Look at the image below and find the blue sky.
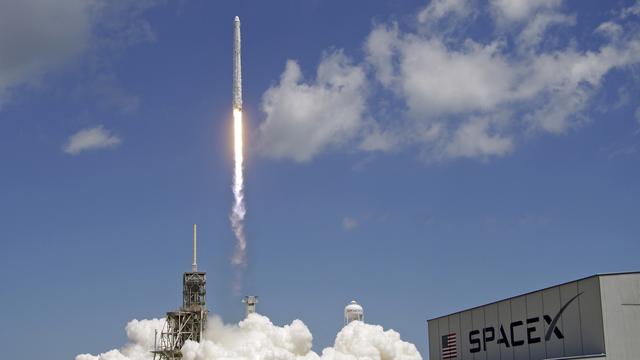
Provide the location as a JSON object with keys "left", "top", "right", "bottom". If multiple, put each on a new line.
{"left": 1, "top": 0, "right": 640, "bottom": 359}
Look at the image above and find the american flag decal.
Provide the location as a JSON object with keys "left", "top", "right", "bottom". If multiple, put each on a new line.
{"left": 441, "top": 333, "right": 457, "bottom": 359}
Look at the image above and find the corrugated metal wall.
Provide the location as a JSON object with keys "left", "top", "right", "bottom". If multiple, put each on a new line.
{"left": 600, "top": 273, "right": 640, "bottom": 360}
{"left": 427, "top": 276, "right": 606, "bottom": 360}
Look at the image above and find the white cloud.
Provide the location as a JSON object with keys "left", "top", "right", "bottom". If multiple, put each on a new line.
{"left": 621, "top": 1, "right": 640, "bottom": 19}
{"left": 359, "top": 126, "right": 399, "bottom": 152}
{"left": 366, "top": 14, "right": 640, "bottom": 142}
{"left": 635, "top": 107, "right": 640, "bottom": 124}
{"left": 0, "top": 0, "right": 89, "bottom": 107}
{"left": 257, "top": 1, "right": 640, "bottom": 163}
{"left": 0, "top": 0, "right": 160, "bottom": 110}
{"left": 521, "top": 41, "right": 640, "bottom": 132}
{"left": 444, "top": 117, "right": 514, "bottom": 158}
{"left": 518, "top": 12, "right": 575, "bottom": 49}
{"left": 365, "top": 26, "right": 518, "bottom": 159}
{"left": 367, "top": 25, "right": 513, "bottom": 116}
{"left": 595, "top": 21, "right": 623, "bottom": 40}
{"left": 397, "top": 37, "right": 514, "bottom": 117}
{"left": 490, "top": 0, "right": 563, "bottom": 23}
{"left": 63, "top": 125, "right": 121, "bottom": 155}
{"left": 89, "top": 0, "right": 160, "bottom": 51}
{"left": 418, "top": 0, "right": 471, "bottom": 23}
{"left": 342, "top": 216, "right": 358, "bottom": 230}
{"left": 257, "top": 52, "right": 367, "bottom": 162}
{"left": 365, "top": 24, "right": 400, "bottom": 88}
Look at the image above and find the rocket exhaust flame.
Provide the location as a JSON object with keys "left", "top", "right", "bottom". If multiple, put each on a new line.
{"left": 231, "top": 108, "right": 246, "bottom": 268}
{"left": 230, "top": 16, "right": 246, "bottom": 292}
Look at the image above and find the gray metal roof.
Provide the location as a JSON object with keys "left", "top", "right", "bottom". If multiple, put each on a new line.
{"left": 426, "top": 271, "right": 640, "bottom": 322}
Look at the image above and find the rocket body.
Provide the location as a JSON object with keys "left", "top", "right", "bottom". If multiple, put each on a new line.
{"left": 233, "top": 16, "right": 242, "bottom": 111}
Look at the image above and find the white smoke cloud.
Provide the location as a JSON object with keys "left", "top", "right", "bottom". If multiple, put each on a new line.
{"left": 319, "top": 321, "right": 421, "bottom": 360}
{"left": 76, "top": 318, "right": 164, "bottom": 360}
{"left": 184, "top": 314, "right": 315, "bottom": 360}
{"left": 76, "top": 314, "right": 422, "bottom": 360}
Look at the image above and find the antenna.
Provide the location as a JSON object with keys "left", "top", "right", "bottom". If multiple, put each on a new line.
{"left": 192, "top": 224, "right": 197, "bottom": 272}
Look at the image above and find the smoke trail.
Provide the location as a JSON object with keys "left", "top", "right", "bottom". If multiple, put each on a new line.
{"left": 230, "top": 108, "right": 247, "bottom": 289}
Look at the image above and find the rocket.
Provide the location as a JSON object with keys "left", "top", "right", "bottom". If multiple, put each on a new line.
{"left": 230, "top": 15, "right": 247, "bottom": 275}
{"left": 233, "top": 16, "right": 242, "bottom": 111}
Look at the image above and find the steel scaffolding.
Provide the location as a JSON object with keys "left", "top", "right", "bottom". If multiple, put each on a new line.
{"left": 152, "top": 226, "right": 208, "bottom": 360}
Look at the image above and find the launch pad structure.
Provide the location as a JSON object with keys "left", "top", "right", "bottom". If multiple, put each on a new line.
{"left": 153, "top": 16, "right": 244, "bottom": 360}
{"left": 153, "top": 224, "right": 208, "bottom": 360}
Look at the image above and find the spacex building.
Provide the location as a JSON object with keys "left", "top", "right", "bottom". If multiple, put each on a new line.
{"left": 427, "top": 272, "right": 640, "bottom": 360}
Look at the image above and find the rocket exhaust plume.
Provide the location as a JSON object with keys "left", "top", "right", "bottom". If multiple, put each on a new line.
{"left": 76, "top": 314, "right": 424, "bottom": 360}
{"left": 230, "top": 16, "right": 246, "bottom": 290}
{"left": 231, "top": 108, "right": 246, "bottom": 266}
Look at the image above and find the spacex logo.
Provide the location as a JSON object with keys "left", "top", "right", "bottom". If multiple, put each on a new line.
{"left": 468, "top": 292, "right": 583, "bottom": 353}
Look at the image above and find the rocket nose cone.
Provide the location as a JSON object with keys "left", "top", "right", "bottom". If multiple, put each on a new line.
{"left": 235, "top": 16, "right": 240, "bottom": 22}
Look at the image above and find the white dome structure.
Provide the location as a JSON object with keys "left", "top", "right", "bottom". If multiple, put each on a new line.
{"left": 344, "top": 300, "right": 364, "bottom": 325}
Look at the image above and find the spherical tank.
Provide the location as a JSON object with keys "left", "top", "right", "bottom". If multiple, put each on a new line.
{"left": 344, "top": 300, "right": 364, "bottom": 325}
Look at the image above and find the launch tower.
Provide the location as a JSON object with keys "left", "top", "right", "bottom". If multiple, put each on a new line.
{"left": 153, "top": 224, "right": 208, "bottom": 360}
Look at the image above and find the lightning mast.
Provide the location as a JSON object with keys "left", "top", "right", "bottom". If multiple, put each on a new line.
{"left": 192, "top": 223, "right": 197, "bottom": 272}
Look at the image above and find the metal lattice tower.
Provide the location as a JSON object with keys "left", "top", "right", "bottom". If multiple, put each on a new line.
{"left": 153, "top": 224, "right": 208, "bottom": 360}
